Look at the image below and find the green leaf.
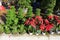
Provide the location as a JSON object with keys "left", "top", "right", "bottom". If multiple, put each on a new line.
{"left": 14, "top": 18, "right": 18, "bottom": 25}
{"left": 18, "top": 8, "right": 24, "bottom": 19}
{"left": 35, "top": 8, "right": 41, "bottom": 16}
{"left": 12, "top": 27, "right": 18, "bottom": 34}
{"left": 0, "top": 24, "right": 4, "bottom": 33}
{"left": 4, "top": 26, "right": 10, "bottom": 34}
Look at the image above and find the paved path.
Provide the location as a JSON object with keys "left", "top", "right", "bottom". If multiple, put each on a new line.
{"left": 0, "top": 33, "right": 60, "bottom": 40}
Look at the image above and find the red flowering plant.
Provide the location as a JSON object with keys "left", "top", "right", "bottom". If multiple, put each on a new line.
{"left": 47, "top": 14, "right": 54, "bottom": 23}
{"left": 54, "top": 15, "right": 60, "bottom": 31}
{"left": 24, "top": 17, "right": 36, "bottom": 33}
{"left": 24, "top": 16, "right": 43, "bottom": 34}
{"left": 39, "top": 24, "right": 45, "bottom": 31}
{"left": 42, "top": 19, "right": 54, "bottom": 32}
{"left": 45, "top": 23, "right": 54, "bottom": 31}
{"left": 24, "top": 15, "right": 60, "bottom": 34}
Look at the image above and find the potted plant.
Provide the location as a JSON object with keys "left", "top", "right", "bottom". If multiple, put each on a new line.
{"left": 56, "top": 25, "right": 60, "bottom": 34}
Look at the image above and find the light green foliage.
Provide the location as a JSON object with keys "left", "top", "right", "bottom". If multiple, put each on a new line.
{"left": 11, "top": 26, "right": 18, "bottom": 34}
{"left": 5, "top": 6, "right": 18, "bottom": 34}
{"left": 18, "top": 8, "right": 24, "bottom": 19}
{"left": 18, "top": 24, "right": 25, "bottom": 34}
{"left": 35, "top": 8, "right": 41, "bottom": 16}
{"left": 4, "top": 25, "right": 11, "bottom": 34}
{"left": 6, "top": 6, "right": 18, "bottom": 25}
{"left": 0, "top": 24, "right": 4, "bottom": 33}
{"left": 26, "top": 6, "right": 33, "bottom": 18}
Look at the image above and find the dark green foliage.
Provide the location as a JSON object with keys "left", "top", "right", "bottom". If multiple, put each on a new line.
{"left": 18, "top": 0, "right": 31, "bottom": 8}
{"left": 41, "top": 0, "right": 56, "bottom": 15}
{"left": 46, "top": 9, "right": 53, "bottom": 15}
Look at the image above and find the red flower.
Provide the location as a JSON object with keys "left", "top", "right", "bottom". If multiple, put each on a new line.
{"left": 40, "top": 24, "right": 45, "bottom": 31}
{"left": 54, "top": 15, "right": 59, "bottom": 20}
{"left": 35, "top": 16, "right": 42, "bottom": 21}
{"left": 46, "top": 23, "right": 54, "bottom": 31}
{"left": 35, "top": 16, "right": 43, "bottom": 24}
{"left": 57, "top": 20, "right": 60, "bottom": 24}
{"left": 24, "top": 18, "right": 30, "bottom": 25}
{"left": 31, "top": 18, "right": 35, "bottom": 22}
{"left": 48, "top": 15, "right": 53, "bottom": 19}
{"left": 29, "top": 20, "right": 36, "bottom": 28}
{"left": 32, "top": 18, "right": 38, "bottom": 24}
{"left": 44, "top": 19, "right": 49, "bottom": 24}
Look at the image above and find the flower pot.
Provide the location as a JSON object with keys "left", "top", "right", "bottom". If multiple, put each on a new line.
{"left": 50, "top": 31, "right": 55, "bottom": 35}
{"left": 42, "top": 32, "right": 46, "bottom": 35}
{"left": 57, "top": 31, "right": 60, "bottom": 34}
{"left": 55, "top": 29, "right": 60, "bottom": 34}
{"left": 35, "top": 33, "right": 39, "bottom": 36}
{"left": 29, "top": 33, "right": 33, "bottom": 35}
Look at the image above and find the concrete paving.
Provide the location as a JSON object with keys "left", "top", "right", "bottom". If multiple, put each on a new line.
{"left": 0, "top": 33, "right": 60, "bottom": 40}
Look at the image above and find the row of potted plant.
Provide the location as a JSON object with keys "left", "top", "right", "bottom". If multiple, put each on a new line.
{"left": 24, "top": 15, "right": 60, "bottom": 35}
{"left": 0, "top": 0, "right": 60, "bottom": 35}
{"left": 0, "top": 6, "right": 60, "bottom": 35}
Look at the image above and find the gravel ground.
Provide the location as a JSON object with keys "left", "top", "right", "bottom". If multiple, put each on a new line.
{"left": 0, "top": 33, "right": 60, "bottom": 40}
